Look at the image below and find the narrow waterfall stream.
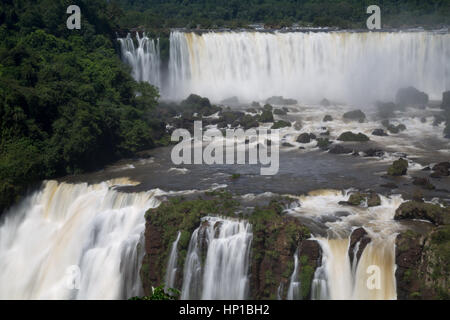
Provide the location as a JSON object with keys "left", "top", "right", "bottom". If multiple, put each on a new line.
{"left": 165, "top": 231, "right": 181, "bottom": 291}
{"left": 181, "top": 217, "right": 253, "bottom": 300}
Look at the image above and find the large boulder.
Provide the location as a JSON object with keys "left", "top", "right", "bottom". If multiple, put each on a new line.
{"left": 387, "top": 158, "right": 409, "bottom": 176}
{"left": 297, "top": 133, "right": 314, "bottom": 144}
{"left": 394, "top": 201, "right": 450, "bottom": 225}
{"left": 376, "top": 101, "right": 397, "bottom": 119}
{"left": 337, "top": 132, "right": 370, "bottom": 142}
{"left": 340, "top": 192, "right": 381, "bottom": 207}
{"left": 412, "top": 177, "right": 435, "bottom": 190}
{"left": 396, "top": 87, "right": 429, "bottom": 108}
{"left": 430, "top": 162, "right": 450, "bottom": 178}
{"left": 343, "top": 109, "right": 366, "bottom": 122}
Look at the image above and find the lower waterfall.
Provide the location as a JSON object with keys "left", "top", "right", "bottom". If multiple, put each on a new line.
{"left": 0, "top": 179, "right": 162, "bottom": 300}
{"left": 181, "top": 217, "right": 253, "bottom": 300}
{"left": 165, "top": 231, "right": 181, "bottom": 291}
{"left": 286, "top": 252, "right": 301, "bottom": 300}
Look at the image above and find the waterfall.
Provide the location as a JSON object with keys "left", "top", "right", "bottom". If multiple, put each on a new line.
{"left": 0, "top": 179, "right": 162, "bottom": 300}
{"left": 181, "top": 216, "right": 253, "bottom": 300}
{"left": 118, "top": 33, "right": 161, "bottom": 88}
{"left": 286, "top": 252, "right": 301, "bottom": 300}
{"left": 311, "top": 236, "right": 397, "bottom": 300}
{"left": 168, "top": 31, "right": 450, "bottom": 104}
{"left": 164, "top": 231, "right": 181, "bottom": 291}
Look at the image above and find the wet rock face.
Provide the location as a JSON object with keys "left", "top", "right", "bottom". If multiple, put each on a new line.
{"left": 396, "top": 224, "right": 450, "bottom": 300}
{"left": 395, "top": 87, "right": 429, "bottom": 108}
{"left": 394, "top": 201, "right": 450, "bottom": 226}
{"left": 348, "top": 228, "right": 371, "bottom": 266}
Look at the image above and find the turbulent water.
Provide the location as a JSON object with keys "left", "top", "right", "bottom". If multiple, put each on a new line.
{"left": 0, "top": 179, "right": 162, "bottom": 299}
{"left": 181, "top": 217, "right": 253, "bottom": 300}
{"left": 118, "top": 33, "right": 161, "bottom": 87}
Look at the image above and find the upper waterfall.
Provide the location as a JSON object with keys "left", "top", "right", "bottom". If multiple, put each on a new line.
{"left": 118, "top": 33, "right": 161, "bottom": 88}
{"left": 168, "top": 30, "right": 449, "bottom": 104}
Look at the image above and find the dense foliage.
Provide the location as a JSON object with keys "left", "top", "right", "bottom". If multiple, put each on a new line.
{"left": 0, "top": 0, "right": 163, "bottom": 213}
{"left": 117, "top": 0, "right": 449, "bottom": 30}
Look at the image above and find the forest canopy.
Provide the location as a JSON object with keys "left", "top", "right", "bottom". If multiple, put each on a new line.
{"left": 116, "top": 0, "right": 450, "bottom": 30}
{"left": 0, "top": 0, "right": 163, "bottom": 212}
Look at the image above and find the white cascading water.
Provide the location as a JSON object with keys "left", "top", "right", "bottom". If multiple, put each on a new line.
{"left": 168, "top": 31, "right": 450, "bottom": 103}
{"left": 164, "top": 231, "right": 181, "bottom": 291}
{"left": 118, "top": 33, "right": 161, "bottom": 88}
{"left": 288, "top": 190, "right": 402, "bottom": 300}
{"left": 286, "top": 252, "right": 301, "bottom": 300}
{"left": 181, "top": 216, "right": 253, "bottom": 300}
{"left": 0, "top": 179, "right": 163, "bottom": 300}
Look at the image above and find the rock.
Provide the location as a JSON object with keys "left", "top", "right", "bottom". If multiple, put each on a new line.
{"left": 367, "top": 193, "right": 382, "bottom": 207}
{"left": 320, "top": 98, "right": 331, "bottom": 107}
{"left": 395, "top": 201, "right": 450, "bottom": 225}
{"left": 240, "top": 114, "right": 260, "bottom": 129}
{"left": 247, "top": 108, "right": 258, "bottom": 113}
{"left": 263, "top": 104, "right": 273, "bottom": 111}
{"left": 329, "top": 145, "right": 353, "bottom": 154}
{"left": 323, "top": 115, "right": 333, "bottom": 122}
{"left": 343, "top": 109, "right": 366, "bottom": 122}
{"left": 412, "top": 177, "right": 435, "bottom": 190}
{"left": 387, "top": 158, "right": 409, "bottom": 176}
{"left": 442, "top": 91, "right": 450, "bottom": 111}
{"left": 258, "top": 109, "right": 274, "bottom": 123}
{"left": 348, "top": 228, "right": 371, "bottom": 266}
{"left": 387, "top": 123, "right": 407, "bottom": 134}
{"left": 316, "top": 138, "right": 332, "bottom": 150}
{"left": 364, "top": 149, "right": 385, "bottom": 157}
{"left": 372, "top": 129, "right": 388, "bottom": 136}
{"left": 272, "top": 120, "right": 291, "bottom": 129}
{"left": 337, "top": 132, "right": 370, "bottom": 142}
{"left": 273, "top": 108, "right": 287, "bottom": 115}
{"left": 296, "top": 133, "right": 312, "bottom": 144}
{"left": 342, "top": 192, "right": 381, "bottom": 207}
{"left": 396, "top": 87, "right": 429, "bottom": 108}
{"left": 266, "top": 96, "right": 297, "bottom": 105}
{"left": 430, "top": 162, "right": 450, "bottom": 178}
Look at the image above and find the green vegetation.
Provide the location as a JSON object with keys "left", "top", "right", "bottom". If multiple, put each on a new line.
{"left": 0, "top": 0, "right": 165, "bottom": 213}
{"left": 337, "top": 132, "right": 370, "bottom": 142}
{"left": 116, "top": 0, "right": 450, "bottom": 30}
{"left": 129, "top": 285, "right": 180, "bottom": 300}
